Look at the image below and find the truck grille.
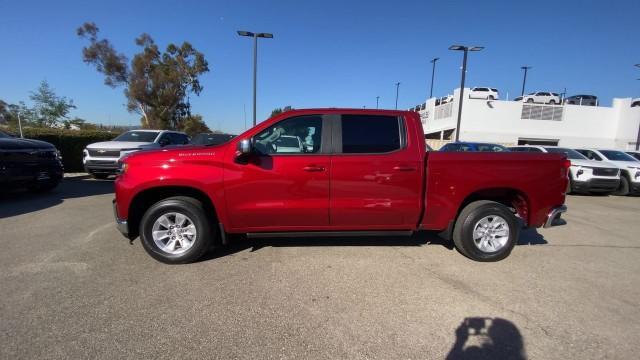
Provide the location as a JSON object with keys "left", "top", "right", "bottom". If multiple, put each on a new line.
{"left": 88, "top": 149, "right": 120, "bottom": 157}
{"left": 593, "top": 168, "right": 619, "bottom": 177}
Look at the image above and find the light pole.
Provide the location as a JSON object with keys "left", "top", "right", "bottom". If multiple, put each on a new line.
{"left": 449, "top": 45, "right": 484, "bottom": 141}
{"left": 635, "top": 64, "right": 640, "bottom": 150}
{"left": 376, "top": 96, "right": 380, "bottom": 109}
{"left": 520, "top": 66, "right": 532, "bottom": 97}
{"left": 17, "top": 111, "right": 23, "bottom": 138}
{"left": 237, "top": 30, "right": 273, "bottom": 127}
{"left": 395, "top": 82, "right": 401, "bottom": 110}
{"left": 429, "top": 57, "right": 439, "bottom": 99}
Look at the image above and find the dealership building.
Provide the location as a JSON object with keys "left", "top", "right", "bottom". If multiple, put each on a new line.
{"left": 416, "top": 88, "right": 640, "bottom": 150}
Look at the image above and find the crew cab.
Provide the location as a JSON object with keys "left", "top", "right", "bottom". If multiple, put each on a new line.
{"left": 83, "top": 130, "right": 189, "bottom": 179}
{"left": 113, "top": 109, "right": 569, "bottom": 264}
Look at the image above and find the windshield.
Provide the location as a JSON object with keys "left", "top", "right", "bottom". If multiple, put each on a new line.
{"left": 0, "top": 131, "right": 10, "bottom": 138}
{"left": 113, "top": 131, "right": 160, "bottom": 142}
{"left": 544, "top": 147, "right": 587, "bottom": 160}
{"left": 599, "top": 150, "right": 638, "bottom": 161}
{"left": 476, "top": 144, "right": 508, "bottom": 152}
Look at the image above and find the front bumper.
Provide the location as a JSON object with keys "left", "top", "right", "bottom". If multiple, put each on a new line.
{"left": 544, "top": 205, "right": 567, "bottom": 228}
{"left": 112, "top": 199, "right": 129, "bottom": 237}
{"left": 572, "top": 178, "right": 620, "bottom": 193}
{"left": 85, "top": 159, "right": 120, "bottom": 174}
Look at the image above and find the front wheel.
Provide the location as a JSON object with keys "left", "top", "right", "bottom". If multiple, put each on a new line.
{"left": 549, "top": 100, "right": 557, "bottom": 105}
{"left": 453, "top": 201, "right": 518, "bottom": 262}
{"left": 613, "top": 176, "right": 630, "bottom": 196}
{"left": 526, "top": 98, "right": 534, "bottom": 103}
{"left": 139, "top": 196, "right": 214, "bottom": 264}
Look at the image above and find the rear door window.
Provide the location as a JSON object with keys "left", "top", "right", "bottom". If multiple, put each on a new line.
{"left": 340, "top": 115, "right": 402, "bottom": 154}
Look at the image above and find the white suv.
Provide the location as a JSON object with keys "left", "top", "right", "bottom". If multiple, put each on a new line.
{"left": 574, "top": 148, "right": 640, "bottom": 196}
{"left": 510, "top": 146, "right": 620, "bottom": 194}
{"left": 83, "top": 130, "right": 189, "bottom": 179}
{"left": 469, "top": 87, "right": 499, "bottom": 100}
{"left": 521, "top": 92, "right": 561, "bottom": 105}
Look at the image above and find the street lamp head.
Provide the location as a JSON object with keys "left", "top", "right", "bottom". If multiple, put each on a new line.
{"left": 635, "top": 64, "right": 640, "bottom": 68}
{"left": 469, "top": 46, "right": 484, "bottom": 51}
{"left": 521, "top": 66, "right": 532, "bottom": 70}
{"left": 431, "top": 57, "right": 440, "bottom": 63}
{"left": 257, "top": 33, "right": 274, "bottom": 38}
{"left": 237, "top": 30, "right": 254, "bottom": 37}
{"left": 449, "top": 45, "right": 466, "bottom": 51}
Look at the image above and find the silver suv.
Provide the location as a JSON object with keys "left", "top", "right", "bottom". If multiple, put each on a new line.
{"left": 83, "top": 130, "right": 189, "bottom": 179}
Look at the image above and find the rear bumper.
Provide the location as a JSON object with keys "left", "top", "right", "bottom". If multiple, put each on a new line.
{"left": 112, "top": 199, "right": 129, "bottom": 237}
{"left": 572, "top": 178, "right": 620, "bottom": 193}
{"left": 544, "top": 205, "right": 567, "bottom": 228}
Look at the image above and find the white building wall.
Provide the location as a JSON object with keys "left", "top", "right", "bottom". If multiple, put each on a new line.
{"left": 420, "top": 88, "right": 640, "bottom": 149}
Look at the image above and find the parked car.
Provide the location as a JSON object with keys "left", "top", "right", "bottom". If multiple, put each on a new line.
{"left": 626, "top": 151, "right": 640, "bottom": 161}
{"left": 510, "top": 146, "right": 620, "bottom": 194}
{"left": 83, "top": 130, "right": 189, "bottom": 179}
{"left": 190, "top": 133, "right": 236, "bottom": 146}
{"left": 439, "top": 95, "right": 454, "bottom": 105}
{"left": 574, "top": 148, "right": 640, "bottom": 196}
{"left": 631, "top": 98, "right": 640, "bottom": 107}
{"left": 440, "top": 142, "right": 509, "bottom": 152}
{"left": 113, "top": 109, "right": 569, "bottom": 264}
{"left": 0, "top": 130, "right": 63, "bottom": 192}
{"left": 563, "top": 95, "right": 598, "bottom": 106}
{"left": 469, "top": 87, "right": 499, "bottom": 100}
{"left": 520, "top": 92, "right": 561, "bottom": 105}
{"left": 513, "top": 96, "right": 523, "bottom": 102}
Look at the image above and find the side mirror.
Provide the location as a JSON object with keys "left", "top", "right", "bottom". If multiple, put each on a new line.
{"left": 237, "top": 139, "right": 252, "bottom": 155}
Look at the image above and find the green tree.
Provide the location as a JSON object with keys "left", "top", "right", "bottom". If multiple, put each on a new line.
{"left": 180, "top": 114, "right": 211, "bottom": 136}
{"left": 0, "top": 100, "right": 36, "bottom": 128}
{"left": 270, "top": 105, "right": 293, "bottom": 118}
{"left": 77, "top": 22, "right": 209, "bottom": 130}
{"left": 29, "top": 80, "right": 76, "bottom": 127}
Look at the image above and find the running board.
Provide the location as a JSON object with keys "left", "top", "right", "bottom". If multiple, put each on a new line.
{"left": 246, "top": 230, "right": 414, "bottom": 239}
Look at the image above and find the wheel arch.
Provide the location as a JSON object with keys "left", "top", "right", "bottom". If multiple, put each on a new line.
{"left": 127, "top": 186, "right": 219, "bottom": 239}
{"left": 457, "top": 187, "right": 530, "bottom": 227}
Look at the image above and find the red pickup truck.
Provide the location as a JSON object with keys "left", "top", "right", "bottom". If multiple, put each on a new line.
{"left": 113, "top": 109, "right": 568, "bottom": 263}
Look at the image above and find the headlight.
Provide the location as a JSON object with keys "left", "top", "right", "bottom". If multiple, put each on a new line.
{"left": 56, "top": 150, "right": 62, "bottom": 160}
{"left": 117, "top": 161, "right": 129, "bottom": 175}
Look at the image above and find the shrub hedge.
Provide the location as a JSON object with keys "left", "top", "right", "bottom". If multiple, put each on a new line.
{"left": 21, "top": 128, "right": 120, "bottom": 172}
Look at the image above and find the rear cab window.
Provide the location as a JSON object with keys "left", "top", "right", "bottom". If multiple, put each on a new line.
{"left": 339, "top": 115, "right": 403, "bottom": 154}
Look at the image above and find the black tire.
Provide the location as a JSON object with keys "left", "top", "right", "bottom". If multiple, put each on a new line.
{"left": 549, "top": 100, "right": 556, "bottom": 105}
{"left": 488, "top": 95, "right": 495, "bottom": 100}
{"left": 613, "top": 176, "right": 630, "bottom": 196}
{"left": 526, "top": 98, "right": 534, "bottom": 103}
{"left": 91, "top": 173, "right": 110, "bottom": 180}
{"left": 453, "top": 200, "right": 518, "bottom": 262}
{"left": 139, "top": 196, "right": 214, "bottom": 264}
{"left": 566, "top": 178, "right": 573, "bottom": 195}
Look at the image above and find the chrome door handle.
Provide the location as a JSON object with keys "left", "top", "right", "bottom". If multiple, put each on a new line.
{"left": 393, "top": 166, "right": 416, "bottom": 172}
{"left": 303, "top": 165, "right": 326, "bottom": 172}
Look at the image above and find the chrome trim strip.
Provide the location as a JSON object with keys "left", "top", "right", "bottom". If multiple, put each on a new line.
{"left": 544, "top": 205, "right": 567, "bottom": 228}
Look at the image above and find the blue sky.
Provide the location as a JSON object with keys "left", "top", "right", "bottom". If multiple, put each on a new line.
{"left": 1, "top": 0, "right": 639, "bottom": 134}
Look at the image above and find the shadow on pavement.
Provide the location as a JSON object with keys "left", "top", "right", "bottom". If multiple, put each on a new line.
{"left": 201, "top": 231, "right": 455, "bottom": 261}
{"left": 0, "top": 175, "right": 114, "bottom": 219}
{"left": 517, "top": 228, "right": 548, "bottom": 245}
{"left": 446, "top": 317, "right": 526, "bottom": 360}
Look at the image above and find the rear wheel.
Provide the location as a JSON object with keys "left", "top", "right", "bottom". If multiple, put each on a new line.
{"left": 488, "top": 95, "right": 495, "bottom": 100}
{"left": 613, "top": 176, "right": 630, "bottom": 196}
{"left": 526, "top": 98, "right": 534, "bottom": 103}
{"left": 453, "top": 200, "right": 518, "bottom": 262}
{"left": 549, "top": 100, "right": 557, "bottom": 105}
{"left": 139, "top": 196, "right": 214, "bottom": 264}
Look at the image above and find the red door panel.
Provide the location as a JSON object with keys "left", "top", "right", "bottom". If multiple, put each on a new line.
{"left": 224, "top": 155, "right": 331, "bottom": 230}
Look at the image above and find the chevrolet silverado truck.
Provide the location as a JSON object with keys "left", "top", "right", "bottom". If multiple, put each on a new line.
{"left": 113, "top": 109, "right": 569, "bottom": 264}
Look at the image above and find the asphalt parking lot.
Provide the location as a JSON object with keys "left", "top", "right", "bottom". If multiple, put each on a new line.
{"left": 1, "top": 176, "right": 639, "bottom": 359}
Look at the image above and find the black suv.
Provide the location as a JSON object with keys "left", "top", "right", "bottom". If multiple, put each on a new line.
{"left": 0, "top": 131, "right": 63, "bottom": 192}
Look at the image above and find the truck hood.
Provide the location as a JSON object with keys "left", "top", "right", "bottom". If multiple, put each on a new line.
{"left": 86, "top": 141, "right": 156, "bottom": 150}
{"left": 603, "top": 160, "right": 640, "bottom": 171}
{"left": 570, "top": 159, "right": 617, "bottom": 168}
{"left": 0, "top": 137, "right": 56, "bottom": 151}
